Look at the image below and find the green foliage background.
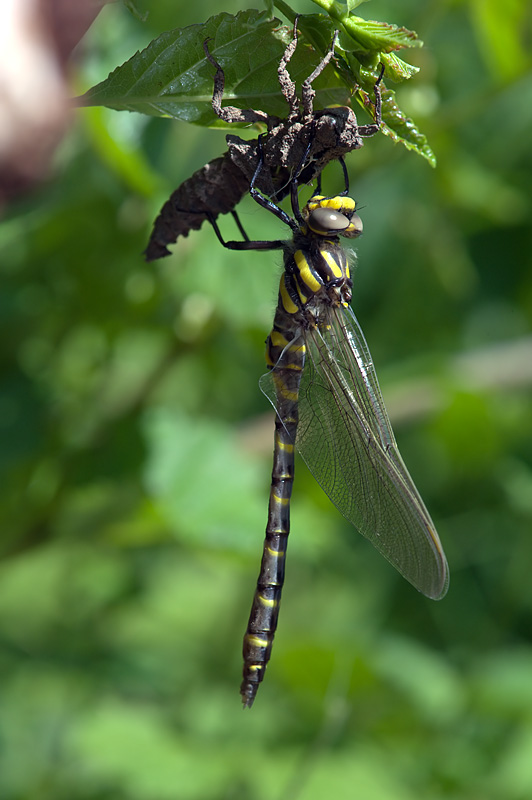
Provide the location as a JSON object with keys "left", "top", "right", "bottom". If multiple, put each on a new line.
{"left": 1, "top": 0, "right": 532, "bottom": 798}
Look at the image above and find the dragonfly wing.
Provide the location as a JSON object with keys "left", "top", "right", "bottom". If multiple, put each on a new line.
{"left": 261, "top": 304, "right": 449, "bottom": 600}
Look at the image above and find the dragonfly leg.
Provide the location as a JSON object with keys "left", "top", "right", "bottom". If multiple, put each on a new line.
{"left": 358, "top": 64, "right": 385, "bottom": 136}
{"left": 300, "top": 29, "right": 340, "bottom": 119}
{"left": 203, "top": 39, "right": 269, "bottom": 126}
{"left": 278, "top": 16, "right": 300, "bottom": 118}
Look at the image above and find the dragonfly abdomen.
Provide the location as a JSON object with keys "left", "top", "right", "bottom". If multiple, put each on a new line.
{"left": 240, "top": 322, "right": 305, "bottom": 707}
{"left": 241, "top": 215, "right": 356, "bottom": 707}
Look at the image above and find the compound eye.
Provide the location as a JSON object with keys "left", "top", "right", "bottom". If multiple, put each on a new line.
{"left": 347, "top": 212, "right": 363, "bottom": 237}
{"left": 308, "top": 207, "right": 350, "bottom": 235}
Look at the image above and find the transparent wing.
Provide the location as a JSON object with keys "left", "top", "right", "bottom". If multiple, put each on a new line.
{"left": 260, "top": 304, "right": 449, "bottom": 600}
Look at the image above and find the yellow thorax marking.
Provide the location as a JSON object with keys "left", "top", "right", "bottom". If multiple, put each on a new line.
{"left": 279, "top": 275, "right": 298, "bottom": 314}
{"left": 294, "top": 250, "right": 321, "bottom": 293}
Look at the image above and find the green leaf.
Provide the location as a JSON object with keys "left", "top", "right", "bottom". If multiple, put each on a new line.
{"left": 361, "top": 75, "right": 436, "bottom": 167}
{"left": 381, "top": 51, "right": 420, "bottom": 82}
{"left": 342, "top": 16, "right": 422, "bottom": 54}
{"left": 81, "top": 5, "right": 434, "bottom": 162}
{"left": 287, "top": 10, "right": 434, "bottom": 164}
{"left": 80, "top": 9, "right": 349, "bottom": 125}
{"left": 273, "top": 3, "right": 433, "bottom": 163}
{"left": 310, "top": 0, "right": 422, "bottom": 54}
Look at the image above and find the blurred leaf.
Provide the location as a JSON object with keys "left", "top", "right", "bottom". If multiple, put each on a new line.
{"left": 373, "top": 636, "right": 464, "bottom": 724}
{"left": 142, "top": 408, "right": 266, "bottom": 551}
{"left": 491, "top": 723, "right": 532, "bottom": 798}
{"left": 431, "top": 392, "right": 502, "bottom": 474}
{"left": 470, "top": 0, "right": 532, "bottom": 81}
{"left": 474, "top": 649, "right": 532, "bottom": 716}
{"left": 123, "top": 0, "right": 149, "bottom": 23}
{"left": 0, "top": 544, "right": 129, "bottom": 641}
{"left": 299, "top": 744, "right": 415, "bottom": 800}
{"left": 71, "top": 701, "right": 232, "bottom": 799}
{"left": 83, "top": 104, "right": 163, "bottom": 195}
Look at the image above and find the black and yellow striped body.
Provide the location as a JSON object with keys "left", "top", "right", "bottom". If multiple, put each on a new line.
{"left": 240, "top": 196, "right": 358, "bottom": 707}
{"left": 239, "top": 191, "right": 449, "bottom": 707}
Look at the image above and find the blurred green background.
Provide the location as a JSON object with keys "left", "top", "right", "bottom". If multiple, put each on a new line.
{"left": 1, "top": 0, "right": 532, "bottom": 798}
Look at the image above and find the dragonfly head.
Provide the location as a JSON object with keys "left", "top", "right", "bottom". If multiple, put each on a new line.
{"left": 304, "top": 196, "right": 363, "bottom": 239}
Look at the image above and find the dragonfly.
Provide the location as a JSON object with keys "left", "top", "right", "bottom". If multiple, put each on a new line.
{"left": 208, "top": 143, "right": 450, "bottom": 707}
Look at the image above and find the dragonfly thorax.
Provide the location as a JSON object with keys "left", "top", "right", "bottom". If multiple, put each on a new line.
{"left": 284, "top": 237, "right": 353, "bottom": 314}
